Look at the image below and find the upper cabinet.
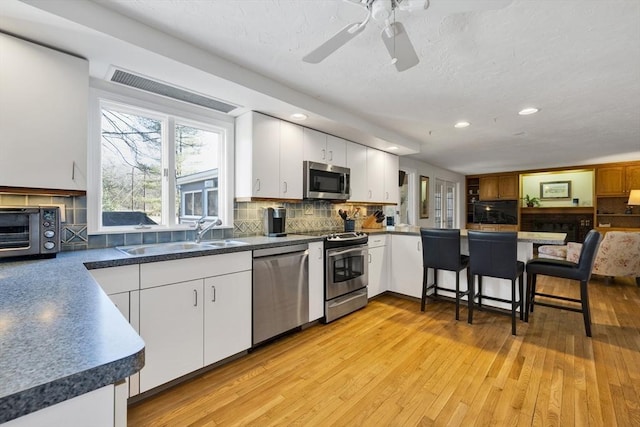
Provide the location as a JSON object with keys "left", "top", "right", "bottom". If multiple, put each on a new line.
{"left": 346, "top": 142, "right": 399, "bottom": 204}
{"left": 0, "top": 33, "right": 89, "bottom": 191}
{"left": 596, "top": 164, "right": 640, "bottom": 196}
{"left": 235, "top": 112, "right": 303, "bottom": 200}
{"left": 479, "top": 174, "right": 519, "bottom": 200}
{"left": 303, "top": 128, "right": 346, "bottom": 167}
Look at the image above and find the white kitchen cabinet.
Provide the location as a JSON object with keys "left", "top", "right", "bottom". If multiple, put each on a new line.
{"left": 346, "top": 142, "right": 368, "bottom": 202}
{"left": 367, "top": 148, "right": 385, "bottom": 202}
{"left": 0, "top": 33, "right": 88, "bottom": 191}
{"left": 308, "top": 241, "right": 325, "bottom": 321}
{"left": 4, "top": 385, "right": 115, "bottom": 427}
{"left": 383, "top": 152, "right": 400, "bottom": 204}
{"left": 346, "top": 142, "right": 396, "bottom": 204}
{"left": 303, "top": 128, "right": 346, "bottom": 167}
{"left": 390, "top": 234, "right": 423, "bottom": 298}
{"left": 139, "top": 279, "right": 204, "bottom": 393}
{"left": 235, "top": 111, "right": 303, "bottom": 199}
{"left": 203, "top": 271, "right": 251, "bottom": 366}
{"left": 368, "top": 235, "right": 388, "bottom": 298}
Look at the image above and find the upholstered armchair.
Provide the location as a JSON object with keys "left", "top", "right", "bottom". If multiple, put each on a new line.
{"left": 592, "top": 231, "right": 640, "bottom": 285}
{"left": 538, "top": 231, "right": 640, "bottom": 285}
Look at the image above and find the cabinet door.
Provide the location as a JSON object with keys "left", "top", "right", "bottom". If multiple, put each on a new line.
{"left": 596, "top": 166, "right": 625, "bottom": 195}
{"left": 139, "top": 280, "right": 204, "bottom": 392}
{"left": 625, "top": 165, "right": 640, "bottom": 193}
{"left": 251, "top": 113, "right": 281, "bottom": 198}
{"left": 279, "top": 120, "right": 303, "bottom": 199}
{"left": 0, "top": 33, "right": 88, "bottom": 191}
{"left": 346, "top": 142, "right": 368, "bottom": 202}
{"left": 204, "top": 271, "right": 251, "bottom": 366}
{"left": 303, "top": 127, "right": 327, "bottom": 163}
{"left": 390, "top": 235, "right": 423, "bottom": 298}
{"left": 108, "top": 292, "right": 130, "bottom": 322}
{"left": 308, "top": 241, "right": 325, "bottom": 321}
{"left": 479, "top": 176, "right": 499, "bottom": 200}
{"left": 366, "top": 148, "right": 385, "bottom": 202}
{"left": 383, "top": 152, "right": 399, "bottom": 204}
{"left": 498, "top": 174, "right": 519, "bottom": 199}
{"left": 326, "top": 135, "right": 347, "bottom": 167}
{"left": 368, "top": 245, "right": 388, "bottom": 298}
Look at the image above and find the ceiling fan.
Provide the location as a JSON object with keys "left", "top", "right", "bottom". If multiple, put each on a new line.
{"left": 303, "top": 0, "right": 426, "bottom": 72}
{"left": 303, "top": 0, "right": 514, "bottom": 72}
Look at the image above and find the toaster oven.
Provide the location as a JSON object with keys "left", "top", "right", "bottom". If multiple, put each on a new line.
{"left": 0, "top": 206, "right": 60, "bottom": 259}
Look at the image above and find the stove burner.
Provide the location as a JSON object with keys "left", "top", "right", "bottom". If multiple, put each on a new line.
{"left": 326, "top": 231, "right": 367, "bottom": 241}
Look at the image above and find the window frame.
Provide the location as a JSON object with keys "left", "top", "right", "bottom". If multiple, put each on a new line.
{"left": 88, "top": 80, "right": 234, "bottom": 234}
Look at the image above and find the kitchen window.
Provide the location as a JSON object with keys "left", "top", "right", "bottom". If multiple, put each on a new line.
{"left": 88, "top": 83, "right": 234, "bottom": 233}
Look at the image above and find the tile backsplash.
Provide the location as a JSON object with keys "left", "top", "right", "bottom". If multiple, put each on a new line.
{"left": 0, "top": 193, "right": 384, "bottom": 251}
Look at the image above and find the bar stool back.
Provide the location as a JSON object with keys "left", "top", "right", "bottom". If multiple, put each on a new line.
{"left": 420, "top": 228, "right": 471, "bottom": 321}
{"left": 467, "top": 230, "right": 525, "bottom": 335}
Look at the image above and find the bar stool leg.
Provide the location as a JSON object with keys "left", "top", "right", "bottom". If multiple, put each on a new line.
{"left": 511, "top": 278, "right": 517, "bottom": 335}
{"left": 519, "top": 274, "right": 524, "bottom": 321}
{"left": 421, "top": 267, "right": 428, "bottom": 312}
{"left": 580, "top": 279, "right": 592, "bottom": 337}
{"left": 455, "top": 271, "right": 460, "bottom": 321}
{"left": 468, "top": 273, "right": 474, "bottom": 324}
{"left": 478, "top": 276, "right": 483, "bottom": 309}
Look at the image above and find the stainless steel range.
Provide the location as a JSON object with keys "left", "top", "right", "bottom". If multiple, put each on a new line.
{"left": 323, "top": 231, "right": 368, "bottom": 323}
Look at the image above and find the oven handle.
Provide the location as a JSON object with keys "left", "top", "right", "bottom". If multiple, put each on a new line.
{"left": 327, "top": 246, "right": 367, "bottom": 257}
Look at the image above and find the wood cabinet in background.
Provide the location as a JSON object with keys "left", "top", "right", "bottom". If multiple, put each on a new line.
{"left": 596, "top": 164, "right": 640, "bottom": 196}
{"left": 479, "top": 174, "right": 518, "bottom": 200}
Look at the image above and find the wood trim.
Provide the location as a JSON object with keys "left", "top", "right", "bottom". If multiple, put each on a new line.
{"left": 520, "top": 207, "right": 594, "bottom": 215}
{"left": 0, "top": 186, "right": 85, "bottom": 197}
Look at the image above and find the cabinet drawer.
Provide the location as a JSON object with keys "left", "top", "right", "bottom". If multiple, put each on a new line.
{"left": 368, "top": 235, "right": 387, "bottom": 248}
{"left": 89, "top": 264, "right": 140, "bottom": 294}
{"left": 140, "top": 252, "right": 251, "bottom": 289}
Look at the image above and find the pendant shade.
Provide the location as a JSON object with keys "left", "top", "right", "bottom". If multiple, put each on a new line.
{"left": 628, "top": 189, "right": 640, "bottom": 205}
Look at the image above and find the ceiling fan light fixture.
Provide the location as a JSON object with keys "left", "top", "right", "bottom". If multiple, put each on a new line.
{"left": 519, "top": 107, "right": 539, "bottom": 116}
{"left": 455, "top": 121, "right": 471, "bottom": 128}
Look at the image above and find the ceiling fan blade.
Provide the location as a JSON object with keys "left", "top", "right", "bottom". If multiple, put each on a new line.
{"left": 303, "top": 22, "right": 367, "bottom": 64}
{"left": 381, "top": 22, "right": 419, "bottom": 72}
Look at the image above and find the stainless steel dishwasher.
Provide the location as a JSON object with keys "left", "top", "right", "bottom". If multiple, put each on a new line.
{"left": 252, "top": 243, "right": 309, "bottom": 346}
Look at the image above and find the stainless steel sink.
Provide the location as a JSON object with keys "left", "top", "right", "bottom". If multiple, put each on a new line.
{"left": 116, "top": 240, "right": 247, "bottom": 256}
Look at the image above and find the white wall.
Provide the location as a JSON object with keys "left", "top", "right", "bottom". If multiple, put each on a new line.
{"left": 399, "top": 157, "right": 465, "bottom": 228}
{"left": 522, "top": 170, "right": 594, "bottom": 207}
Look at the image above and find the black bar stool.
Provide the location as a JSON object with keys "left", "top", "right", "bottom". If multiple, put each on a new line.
{"left": 526, "top": 229, "right": 602, "bottom": 337}
{"left": 468, "top": 231, "right": 525, "bottom": 335}
{"left": 420, "top": 228, "right": 471, "bottom": 321}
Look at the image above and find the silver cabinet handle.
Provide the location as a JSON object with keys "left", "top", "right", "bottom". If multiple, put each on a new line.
{"left": 283, "top": 181, "right": 288, "bottom": 193}
{"left": 71, "top": 161, "right": 76, "bottom": 180}
{"left": 193, "top": 289, "right": 198, "bottom": 307}
{"left": 256, "top": 178, "right": 261, "bottom": 192}
{"left": 321, "top": 148, "right": 326, "bottom": 160}
{"left": 417, "top": 241, "right": 421, "bottom": 252}
{"left": 329, "top": 150, "right": 333, "bottom": 161}
{"left": 211, "top": 285, "right": 216, "bottom": 302}
{"left": 368, "top": 190, "right": 372, "bottom": 199}
{"left": 318, "top": 247, "right": 323, "bottom": 260}
{"left": 368, "top": 253, "right": 372, "bottom": 263}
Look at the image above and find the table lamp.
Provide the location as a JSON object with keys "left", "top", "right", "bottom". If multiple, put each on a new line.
{"left": 626, "top": 189, "right": 640, "bottom": 214}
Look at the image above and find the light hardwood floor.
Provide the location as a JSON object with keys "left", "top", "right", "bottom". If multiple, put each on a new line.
{"left": 128, "top": 275, "right": 640, "bottom": 426}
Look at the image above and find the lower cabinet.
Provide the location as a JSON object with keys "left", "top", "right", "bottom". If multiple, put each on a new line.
{"left": 139, "top": 270, "right": 251, "bottom": 393}
{"left": 308, "top": 241, "right": 325, "bottom": 321}
{"left": 368, "top": 235, "right": 388, "bottom": 298}
{"left": 390, "top": 235, "right": 423, "bottom": 298}
{"left": 203, "top": 271, "right": 252, "bottom": 366}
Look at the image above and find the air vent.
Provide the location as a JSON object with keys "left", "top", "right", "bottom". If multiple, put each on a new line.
{"left": 110, "top": 70, "right": 239, "bottom": 113}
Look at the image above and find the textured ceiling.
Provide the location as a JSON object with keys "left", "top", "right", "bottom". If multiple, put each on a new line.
{"left": 5, "top": 0, "right": 640, "bottom": 174}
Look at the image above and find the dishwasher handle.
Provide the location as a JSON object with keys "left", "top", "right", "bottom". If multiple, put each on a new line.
{"left": 253, "top": 243, "right": 309, "bottom": 258}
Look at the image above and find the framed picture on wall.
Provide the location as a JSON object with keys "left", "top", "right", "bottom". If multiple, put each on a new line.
{"left": 420, "top": 176, "right": 429, "bottom": 218}
{"left": 540, "top": 181, "right": 571, "bottom": 199}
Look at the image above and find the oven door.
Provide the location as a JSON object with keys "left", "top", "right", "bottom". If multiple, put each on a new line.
{"left": 0, "top": 208, "right": 40, "bottom": 257}
{"left": 325, "top": 244, "right": 368, "bottom": 300}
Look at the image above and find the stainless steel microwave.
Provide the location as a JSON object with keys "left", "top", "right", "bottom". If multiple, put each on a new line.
{"left": 303, "top": 161, "right": 350, "bottom": 200}
{"left": 0, "top": 206, "right": 60, "bottom": 259}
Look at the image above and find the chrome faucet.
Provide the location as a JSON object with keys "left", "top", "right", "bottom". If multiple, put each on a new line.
{"left": 194, "top": 216, "right": 222, "bottom": 243}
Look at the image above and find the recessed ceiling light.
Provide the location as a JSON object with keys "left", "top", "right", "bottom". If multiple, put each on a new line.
{"left": 387, "top": 146, "right": 398, "bottom": 151}
{"left": 290, "top": 113, "right": 308, "bottom": 121}
{"left": 454, "top": 121, "right": 470, "bottom": 128}
{"left": 518, "top": 107, "right": 539, "bottom": 116}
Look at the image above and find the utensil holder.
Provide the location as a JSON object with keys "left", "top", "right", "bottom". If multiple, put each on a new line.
{"left": 344, "top": 219, "right": 355, "bottom": 232}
